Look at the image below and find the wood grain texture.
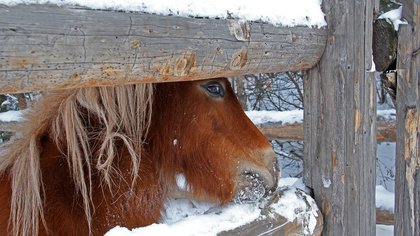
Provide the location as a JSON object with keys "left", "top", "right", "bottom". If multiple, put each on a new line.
{"left": 394, "top": 22, "right": 420, "bottom": 236}
{"left": 302, "top": 0, "right": 377, "bottom": 235}
{"left": 0, "top": 4, "right": 327, "bottom": 94}
{"left": 397, "top": 0, "right": 415, "bottom": 24}
{"left": 257, "top": 120, "right": 395, "bottom": 142}
{"left": 375, "top": 208, "right": 394, "bottom": 226}
{"left": 0, "top": 118, "right": 397, "bottom": 142}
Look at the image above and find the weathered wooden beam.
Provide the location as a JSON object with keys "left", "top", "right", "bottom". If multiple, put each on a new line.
{"left": 394, "top": 15, "right": 420, "bottom": 236}
{"left": 0, "top": 4, "right": 327, "bottom": 94}
{"left": 376, "top": 208, "right": 394, "bottom": 225}
{"left": 257, "top": 120, "right": 395, "bottom": 142}
{"left": 303, "top": 0, "right": 377, "bottom": 235}
{"left": 0, "top": 118, "right": 396, "bottom": 142}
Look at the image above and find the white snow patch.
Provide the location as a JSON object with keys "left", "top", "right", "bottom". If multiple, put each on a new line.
{"left": 0, "top": 110, "right": 24, "bottom": 122}
{"left": 173, "top": 139, "right": 177, "bottom": 146}
{"left": 104, "top": 178, "right": 393, "bottom": 235}
{"left": 292, "top": 178, "right": 312, "bottom": 195}
{"left": 378, "top": 6, "right": 408, "bottom": 31}
{"left": 245, "top": 110, "right": 303, "bottom": 125}
{"left": 377, "top": 109, "right": 396, "bottom": 121}
{"left": 321, "top": 175, "right": 331, "bottom": 188}
{"left": 175, "top": 173, "right": 187, "bottom": 191}
{"left": 376, "top": 185, "right": 394, "bottom": 213}
{"left": 105, "top": 199, "right": 261, "bottom": 236}
{"left": 278, "top": 177, "right": 312, "bottom": 195}
{"left": 376, "top": 224, "right": 394, "bottom": 236}
{"left": 270, "top": 187, "right": 319, "bottom": 235}
{"left": 246, "top": 109, "right": 395, "bottom": 126}
{"left": 277, "top": 177, "right": 299, "bottom": 188}
{"left": 0, "top": 0, "right": 327, "bottom": 28}
{"left": 368, "top": 54, "right": 376, "bottom": 72}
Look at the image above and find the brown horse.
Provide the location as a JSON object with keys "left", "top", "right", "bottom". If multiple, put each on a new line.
{"left": 0, "top": 78, "right": 280, "bottom": 236}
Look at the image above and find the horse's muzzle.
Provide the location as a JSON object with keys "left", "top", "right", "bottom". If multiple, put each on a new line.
{"left": 234, "top": 149, "right": 281, "bottom": 203}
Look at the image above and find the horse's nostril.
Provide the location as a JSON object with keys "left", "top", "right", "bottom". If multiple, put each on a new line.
{"left": 234, "top": 169, "right": 276, "bottom": 203}
{"left": 234, "top": 172, "right": 266, "bottom": 203}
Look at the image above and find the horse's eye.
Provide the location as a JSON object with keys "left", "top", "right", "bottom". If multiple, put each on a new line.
{"left": 201, "top": 81, "right": 225, "bottom": 97}
{"left": 207, "top": 85, "right": 220, "bottom": 94}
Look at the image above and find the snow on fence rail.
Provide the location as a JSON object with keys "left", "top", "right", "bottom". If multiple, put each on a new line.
{"left": 0, "top": 3, "right": 327, "bottom": 94}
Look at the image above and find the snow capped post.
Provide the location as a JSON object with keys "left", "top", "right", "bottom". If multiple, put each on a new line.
{"left": 303, "top": 0, "right": 378, "bottom": 235}
{"left": 0, "top": 4, "right": 327, "bottom": 94}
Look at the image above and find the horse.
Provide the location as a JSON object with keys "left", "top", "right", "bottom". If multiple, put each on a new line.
{"left": 0, "top": 77, "right": 281, "bottom": 236}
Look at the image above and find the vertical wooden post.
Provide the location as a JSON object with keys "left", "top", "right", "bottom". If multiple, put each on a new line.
{"left": 394, "top": 1, "right": 420, "bottom": 235}
{"left": 303, "top": 0, "right": 377, "bottom": 235}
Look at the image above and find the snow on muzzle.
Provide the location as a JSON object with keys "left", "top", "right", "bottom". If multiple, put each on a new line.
{"left": 233, "top": 152, "right": 281, "bottom": 203}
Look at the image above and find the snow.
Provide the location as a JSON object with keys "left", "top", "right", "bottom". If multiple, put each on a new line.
{"left": 290, "top": 177, "right": 312, "bottom": 195}
{"left": 377, "top": 142, "right": 395, "bottom": 192}
{"left": 376, "top": 224, "right": 394, "bottom": 236}
{"left": 269, "top": 187, "right": 318, "bottom": 235}
{"left": 0, "top": 110, "right": 24, "bottom": 122}
{"left": 376, "top": 185, "right": 394, "bottom": 213}
{"left": 377, "top": 109, "right": 396, "bottom": 121}
{"left": 105, "top": 176, "right": 393, "bottom": 236}
{"left": 378, "top": 6, "right": 408, "bottom": 31}
{"left": 321, "top": 175, "right": 331, "bottom": 188}
{"left": 277, "top": 177, "right": 300, "bottom": 187}
{"left": 368, "top": 56, "right": 376, "bottom": 72}
{"left": 0, "top": 0, "right": 327, "bottom": 28}
{"left": 245, "top": 110, "right": 303, "bottom": 125}
{"left": 175, "top": 173, "right": 188, "bottom": 191}
{"left": 106, "top": 200, "right": 261, "bottom": 236}
{"left": 246, "top": 109, "right": 395, "bottom": 125}
{"left": 106, "top": 184, "right": 320, "bottom": 236}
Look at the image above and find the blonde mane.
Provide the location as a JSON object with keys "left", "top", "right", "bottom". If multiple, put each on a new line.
{"left": 0, "top": 84, "right": 153, "bottom": 236}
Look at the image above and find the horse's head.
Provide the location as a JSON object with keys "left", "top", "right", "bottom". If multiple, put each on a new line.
{"left": 148, "top": 78, "right": 281, "bottom": 204}
{"left": 0, "top": 77, "right": 281, "bottom": 236}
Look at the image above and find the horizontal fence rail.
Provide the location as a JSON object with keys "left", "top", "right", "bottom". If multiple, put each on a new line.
{"left": 0, "top": 4, "right": 327, "bottom": 94}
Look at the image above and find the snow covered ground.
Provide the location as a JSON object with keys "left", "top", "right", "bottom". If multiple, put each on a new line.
{"left": 0, "top": 0, "right": 326, "bottom": 28}
{"left": 0, "top": 110, "right": 23, "bottom": 122}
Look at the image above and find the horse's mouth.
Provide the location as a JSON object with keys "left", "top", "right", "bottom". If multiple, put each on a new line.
{"left": 233, "top": 163, "right": 281, "bottom": 203}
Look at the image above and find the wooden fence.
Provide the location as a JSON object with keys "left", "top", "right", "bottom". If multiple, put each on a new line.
{"left": 1, "top": 0, "right": 419, "bottom": 235}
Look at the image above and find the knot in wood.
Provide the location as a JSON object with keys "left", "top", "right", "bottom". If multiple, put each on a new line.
{"left": 229, "top": 21, "right": 250, "bottom": 41}
{"left": 174, "top": 51, "right": 195, "bottom": 76}
{"left": 230, "top": 47, "right": 248, "bottom": 70}
{"left": 131, "top": 40, "right": 141, "bottom": 49}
